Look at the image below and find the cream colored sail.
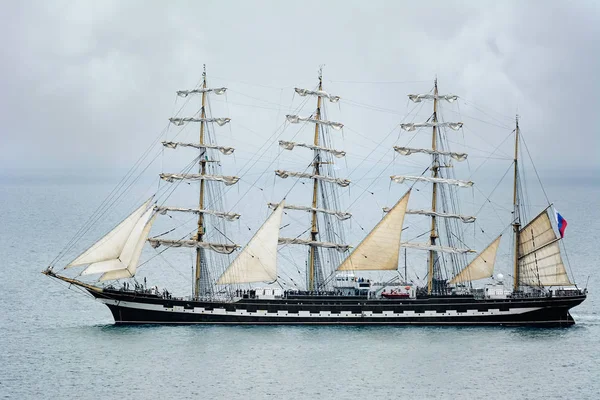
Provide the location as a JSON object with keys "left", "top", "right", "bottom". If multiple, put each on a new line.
{"left": 81, "top": 206, "right": 156, "bottom": 278}
{"left": 391, "top": 175, "right": 473, "bottom": 188}
{"left": 268, "top": 202, "right": 351, "bottom": 220}
{"left": 217, "top": 201, "right": 285, "bottom": 284}
{"left": 337, "top": 191, "right": 410, "bottom": 271}
{"left": 160, "top": 173, "right": 239, "bottom": 186}
{"left": 67, "top": 199, "right": 153, "bottom": 269}
{"left": 275, "top": 170, "right": 350, "bottom": 187}
{"left": 99, "top": 211, "right": 158, "bottom": 281}
{"left": 449, "top": 235, "right": 502, "bottom": 284}
{"left": 518, "top": 210, "right": 571, "bottom": 286}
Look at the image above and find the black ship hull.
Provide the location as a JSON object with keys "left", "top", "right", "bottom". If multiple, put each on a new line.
{"left": 90, "top": 290, "right": 585, "bottom": 327}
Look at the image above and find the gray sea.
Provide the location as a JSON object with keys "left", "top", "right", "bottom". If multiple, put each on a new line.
{"left": 1, "top": 179, "right": 599, "bottom": 399}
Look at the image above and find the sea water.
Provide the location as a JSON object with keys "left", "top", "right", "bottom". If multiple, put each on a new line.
{"left": 1, "top": 179, "right": 599, "bottom": 399}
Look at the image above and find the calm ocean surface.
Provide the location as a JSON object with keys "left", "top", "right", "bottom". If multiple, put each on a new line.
{"left": 1, "top": 179, "right": 599, "bottom": 399}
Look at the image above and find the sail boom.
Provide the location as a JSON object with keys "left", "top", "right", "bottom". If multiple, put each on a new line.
{"left": 279, "top": 140, "right": 345, "bottom": 158}
{"left": 268, "top": 203, "right": 351, "bottom": 220}
{"left": 391, "top": 175, "right": 473, "bottom": 188}
{"left": 275, "top": 170, "right": 350, "bottom": 187}
{"left": 162, "top": 141, "right": 234, "bottom": 155}
{"left": 400, "top": 122, "right": 463, "bottom": 132}
{"left": 169, "top": 117, "right": 231, "bottom": 126}
{"left": 382, "top": 208, "right": 475, "bottom": 223}
{"left": 160, "top": 173, "right": 239, "bottom": 186}
{"left": 401, "top": 242, "right": 475, "bottom": 254}
{"left": 148, "top": 238, "right": 240, "bottom": 254}
{"left": 155, "top": 206, "right": 240, "bottom": 221}
{"left": 394, "top": 146, "right": 467, "bottom": 162}
{"left": 278, "top": 237, "right": 350, "bottom": 252}
{"left": 286, "top": 115, "right": 343, "bottom": 130}
{"left": 176, "top": 87, "right": 227, "bottom": 97}
{"left": 295, "top": 88, "right": 340, "bottom": 103}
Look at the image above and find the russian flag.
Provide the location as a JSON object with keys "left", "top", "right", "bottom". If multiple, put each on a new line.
{"left": 554, "top": 209, "right": 568, "bottom": 238}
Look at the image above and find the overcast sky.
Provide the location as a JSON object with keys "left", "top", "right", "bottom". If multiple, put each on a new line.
{"left": 1, "top": 0, "right": 599, "bottom": 179}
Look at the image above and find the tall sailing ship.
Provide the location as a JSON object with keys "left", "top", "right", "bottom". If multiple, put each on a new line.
{"left": 44, "top": 67, "right": 586, "bottom": 326}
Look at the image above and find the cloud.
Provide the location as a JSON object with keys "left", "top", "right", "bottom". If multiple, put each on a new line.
{"left": 1, "top": 0, "right": 598, "bottom": 177}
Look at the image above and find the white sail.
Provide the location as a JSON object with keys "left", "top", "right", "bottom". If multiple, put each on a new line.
{"left": 337, "top": 191, "right": 410, "bottom": 271}
{"left": 160, "top": 173, "right": 239, "bottom": 186}
{"left": 275, "top": 170, "right": 350, "bottom": 187}
{"left": 217, "top": 202, "right": 285, "bottom": 284}
{"left": 176, "top": 87, "right": 227, "bottom": 97}
{"left": 391, "top": 175, "right": 473, "bottom": 188}
{"left": 169, "top": 117, "right": 231, "bottom": 126}
{"left": 394, "top": 146, "right": 467, "bottom": 162}
{"left": 155, "top": 206, "right": 240, "bottom": 221}
{"left": 278, "top": 237, "right": 350, "bottom": 252}
{"left": 67, "top": 199, "right": 154, "bottom": 268}
{"left": 518, "top": 210, "right": 571, "bottom": 286}
{"left": 268, "top": 202, "right": 351, "bottom": 220}
{"left": 279, "top": 140, "right": 346, "bottom": 158}
{"left": 294, "top": 88, "right": 340, "bottom": 103}
{"left": 162, "top": 141, "right": 235, "bottom": 155}
{"left": 148, "top": 238, "right": 239, "bottom": 254}
{"left": 286, "top": 115, "right": 344, "bottom": 130}
{"left": 400, "top": 122, "right": 463, "bottom": 131}
{"left": 449, "top": 235, "right": 502, "bottom": 284}
{"left": 401, "top": 242, "right": 475, "bottom": 254}
{"left": 98, "top": 211, "right": 158, "bottom": 281}
{"left": 385, "top": 209, "right": 475, "bottom": 223}
{"left": 408, "top": 94, "right": 458, "bottom": 103}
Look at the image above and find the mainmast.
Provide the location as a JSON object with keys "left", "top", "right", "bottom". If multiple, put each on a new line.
{"left": 275, "top": 68, "right": 350, "bottom": 291}
{"left": 308, "top": 70, "right": 323, "bottom": 291}
{"left": 512, "top": 115, "right": 521, "bottom": 291}
{"left": 428, "top": 79, "right": 440, "bottom": 295}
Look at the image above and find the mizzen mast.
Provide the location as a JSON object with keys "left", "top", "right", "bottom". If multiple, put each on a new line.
{"left": 512, "top": 115, "right": 521, "bottom": 291}
{"left": 392, "top": 80, "right": 475, "bottom": 294}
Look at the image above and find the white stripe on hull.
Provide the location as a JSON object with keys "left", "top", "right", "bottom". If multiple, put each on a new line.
{"left": 98, "top": 298, "right": 541, "bottom": 319}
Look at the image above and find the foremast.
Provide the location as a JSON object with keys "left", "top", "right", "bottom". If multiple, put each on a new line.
{"left": 196, "top": 66, "right": 208, "bottom": 300}
{"left": 308, "top": 73, "right": 323, "bottom": 292}
{"left": 154, "top": 65, "right": 240, "bottom": 299}
{"left": 276, "top": 68, "right": 350, "bottom": 291}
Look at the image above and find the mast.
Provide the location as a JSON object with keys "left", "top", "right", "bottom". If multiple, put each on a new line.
{"left": 276, "top": 68, "right": 350, "bottom": 290}
{"left": 153, "top": 66, "right": 239, "bottom": 299}
{"left": 308, "top": 69, "right": 323, "bottom": 291}
{"left": 404, "top": 248, "right": 408, "bottom": 284}
{"left": 195, "top": 65, "right": 208, "bottom": 299}
{"left": 428, "top": 79, "right": 439, "bottom": 295}
{"left": 512, "top": 115, "right": 521, "bottom": 291}
{"left": 393, "top": 83, "right": 474, "bottom": 292}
